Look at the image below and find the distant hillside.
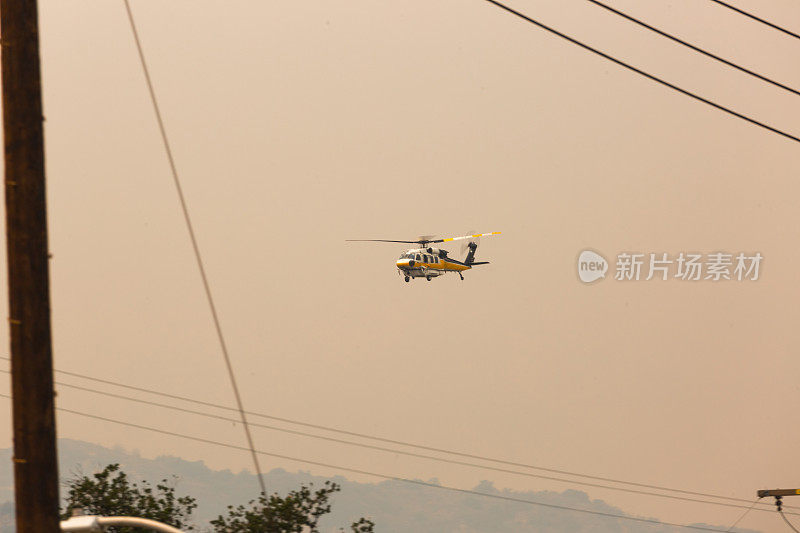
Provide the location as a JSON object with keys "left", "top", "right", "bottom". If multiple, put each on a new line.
{"left": 0, "top": 439, "right": 760, "bottom": 533}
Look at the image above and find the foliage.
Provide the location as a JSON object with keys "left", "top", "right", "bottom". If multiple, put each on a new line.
{"left": 61, "top": 463, "right": 197, "bottom": 532}
{"left": 347, "top": 517, "right": 376, "bottom": 532}
{"left": 60, "top": 464, "right": 374, "bottom": 533}
{"left": 210, "top": 481, "right": 374, "bottom": 533}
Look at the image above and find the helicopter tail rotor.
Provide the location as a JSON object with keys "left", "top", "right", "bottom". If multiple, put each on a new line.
{"left": 460, "top": 230, "right": 481, "bottom": 258}
{"left": 464, "top": 241, "right": 479, "bottom": 264}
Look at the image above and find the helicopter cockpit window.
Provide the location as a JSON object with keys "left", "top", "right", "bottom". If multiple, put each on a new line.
{"left": 415, "top": 254, "right": 421, "bottom": 261}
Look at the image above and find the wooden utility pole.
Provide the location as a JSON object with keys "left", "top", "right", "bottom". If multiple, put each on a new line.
{"left": 1, "top": 0, "right": 61, "bottom": 531}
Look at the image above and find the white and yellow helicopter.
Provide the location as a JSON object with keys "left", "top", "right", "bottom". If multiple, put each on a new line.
{"left": 347, "top": 232, "right": 501, "bottom": 282}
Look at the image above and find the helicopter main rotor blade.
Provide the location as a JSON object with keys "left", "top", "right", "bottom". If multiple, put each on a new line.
{"left": 346, "top": 232, "right": 500, "bottom": 245}
{"left": 434, "top": 231, "right": 501, "bottom": 244}
{"left": 346, "top": 239, "right": 426, "bottom": 244}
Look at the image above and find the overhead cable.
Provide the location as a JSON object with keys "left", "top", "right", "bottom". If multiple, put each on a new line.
{"left": 725, "top": 497, "right": 761, "bottom": 531}
{"left": 587, "top": 0, "right": 800, "bottom": 96}
{"left": 781, "top": 511, "right": 800, "bottom": 533}
{"left": 707, "top": 0, "right": 800, "bottom": 41}
{"left": 479, "top": 0, "right": 800, "bottom": 144}
{"left": 33, "top": 373, "right": 791, "bottom": 515}
{"left": 121, "top": 0, "right": 266, "bottom": 495}
{"left": 0, "top": 393, "right": 743, "bottom": 533}
{"left": 6, "top": 356, "right": 788, "bottom": 512}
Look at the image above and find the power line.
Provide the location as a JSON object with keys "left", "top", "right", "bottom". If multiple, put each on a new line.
{"left": 781, "top": 511, "right": 800, "bottom": 533}
{"left": 479, "top": 0, "right": 800, "bottom": 144}
{"left": 7, "top": 356, "right": 794, "bottom": 508}
{"left": 8, "top": 356, "right": 789, "bottom": 512}
{"left": 31, "top": 372, "right": 792, "bottom": 516}
{"left": 707, "top": 0, "right": 800, "bottom": 41}
{"left": 725, "top": 497, "right": 761, "bottom": 531}
{"left": 586, "top": 0, "right": 800, "bottom": 96}
{"left": 120, "top": 0, "right": 266, "bottom": 495}
{"left": 0, "top": 393, "right": 743, "bottom": 533}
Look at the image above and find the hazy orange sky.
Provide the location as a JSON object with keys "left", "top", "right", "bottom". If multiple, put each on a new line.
{"left": 3, "top": 0, "right": 800, "bottom": 531}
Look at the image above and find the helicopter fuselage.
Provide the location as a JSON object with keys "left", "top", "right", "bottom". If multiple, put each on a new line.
{"left": 346, "top": 231, "right": 499, "bottom": 283}
{"left": 396, "top": 248, "right": 471, "bottom": 281}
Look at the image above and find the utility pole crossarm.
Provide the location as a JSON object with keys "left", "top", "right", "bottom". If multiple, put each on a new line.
{"left": 757, "top": 488, "right": 800, "bottom": 513}
{"left": 758, "top": 489, "right": 800, "bottom": 498}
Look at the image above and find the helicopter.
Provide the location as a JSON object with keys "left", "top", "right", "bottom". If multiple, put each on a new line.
{"left": 347, "top": 232, "right": 501, "bottom": 282}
